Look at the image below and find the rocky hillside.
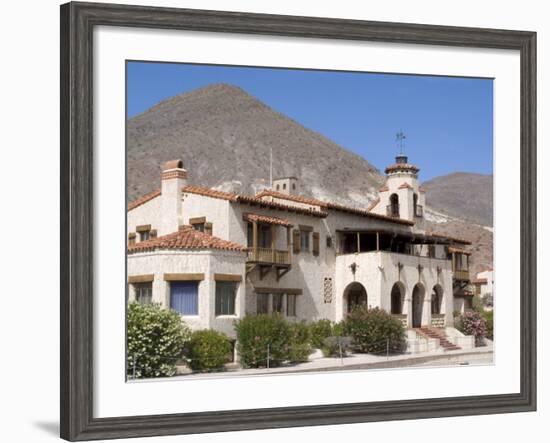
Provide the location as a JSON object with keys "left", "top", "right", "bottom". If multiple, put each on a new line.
{"left": 127, "top": 83, "right": 383, "bottom": 204}
{"left": 422, "top": 172, "right": 493, "bottom": 226}
{"left": 127, "top": 83, "right": 492, "bottom": 274}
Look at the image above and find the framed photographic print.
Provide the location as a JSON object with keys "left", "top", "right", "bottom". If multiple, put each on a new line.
{"left": 60, "top": 1, "right": 536, "bottom": 441}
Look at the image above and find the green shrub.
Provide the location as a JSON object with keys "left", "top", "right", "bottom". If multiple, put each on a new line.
{"left": 127, "top": 302, "right": 190, "bottom": 378}
{"left": 482, "top": 310, "right": 494, "bottom": 341}
{"left": 287, "top": 321, "right": 312, "bottom": 363}
{"left": 309, "top": 319, "right": 334, "bottom": 348}
{"left": 185, "top": 329, "right": 232, "bottom": 372}
{"left": 342, "top": 306, "right": 406, "bottom": 354}
{"left": 321, "top": 336, "right": 354, "bottom": 357}
{"left": 471, "top": 295, "right": 485, "bottom": 313}
{"left": 234, "top": 314, "right": 290, "bottom": 368}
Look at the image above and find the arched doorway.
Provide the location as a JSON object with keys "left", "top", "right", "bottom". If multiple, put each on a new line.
{"left": 390, "top": 282, "right": 405, "bottom": 314}
{"left": 412, "top": 283, "right": 425, "bottom": 328}
{"left": 344, "top": 282, "right": 368, "bottom": 314}
{"left": 389, "top": 193, "right": 399, "bottom": 217}
{"left": 431, "top": 284, "right": 443, "bottom": 314}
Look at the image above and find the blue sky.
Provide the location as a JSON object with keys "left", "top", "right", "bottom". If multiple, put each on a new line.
{"left": 127, "top": 61, "right": 493, "bottom": 181}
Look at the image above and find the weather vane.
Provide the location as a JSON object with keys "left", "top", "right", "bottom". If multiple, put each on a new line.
{"left": 395, "top": 130, "right": 406, "bottom": 154}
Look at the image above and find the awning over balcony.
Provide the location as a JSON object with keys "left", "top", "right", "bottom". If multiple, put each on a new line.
{"left": 448, "top": 246, "right": 472, "bottom": 255}
{"left": 243, "top": 213, "right": 293, "bottom": 227}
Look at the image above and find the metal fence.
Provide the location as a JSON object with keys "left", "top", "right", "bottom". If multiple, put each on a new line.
{"left": 127, "top": 337, "right": 400, "bottom": 380}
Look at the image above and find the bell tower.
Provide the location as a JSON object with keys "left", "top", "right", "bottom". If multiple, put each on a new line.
{"left": 369, "top": 133, "right": 425, "bottom": 222}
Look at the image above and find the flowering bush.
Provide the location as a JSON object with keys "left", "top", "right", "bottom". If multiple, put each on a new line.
{"left": 234, "top": 314, "right": 290, "bottom": 368}
{"left": 459, "top": 310, "right": 488, "bottom": 346}
{"left": 185, "top": 329, "right": 232, "bottom": 372}
{"left": 127, "top": 302, "right": 190, "bottom": 378}
{"left": 342, "top": 306, "right": 406, "bottom": 354}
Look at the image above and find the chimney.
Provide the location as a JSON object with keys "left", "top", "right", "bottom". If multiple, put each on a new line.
{"left": 160, "top": 159, "right": 187, "bottom": 235}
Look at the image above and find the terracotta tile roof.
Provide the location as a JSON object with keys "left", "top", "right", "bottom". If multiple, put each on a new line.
{"left": 128, "top": 226, "right": 247, "bottom": 254}
{"left": 448, "top": 246, "right": 472, "bottom": 255}
{"left": 182, "top": 185, "right": 328, "bottom": 217}
{"left": 238, "top": 194, "right": 328, "bottom": 217}
{"left": 379, "top": 185, "right": 389, "bottom": 192}
{"left": 255, "top": 190, "right": 326, "bottom": 207}
{"left": 324, "top": 201, "right": 415, "bottom": 225}
{"left": 366, "top": 197, "right": 380, "bottom": 211}
{"left": 434, "top": 234, "right": 471, "bottom": 245}
{"left": 182, "top": 185, "right": 238, "bottom": 201}
{"left": 398, "top": 182, "right": 413, "bottom": 189}
{"left": 255, "top": 189, "right": 414, "bottom": 225}
{"left": 244, "top": 213, "right": 293, "bottom": 227}
{"left": 385, "top": 163, "right": 420, "bottom": 174}
{"left": 127, "top": 189, "right": 161, "bottom": 211}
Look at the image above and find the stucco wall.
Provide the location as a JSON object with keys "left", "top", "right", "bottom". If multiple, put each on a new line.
{"left": 335, "top": 251, "right": 453, "bottom": 326}
{"left": 127, "top": 196, "right": 162, "bottom": 238}
{"left": 127, "top": 249, "right": 246, "bottom": 338}
{"left": 181, "top": 192, "right": 232, "bottom": 239}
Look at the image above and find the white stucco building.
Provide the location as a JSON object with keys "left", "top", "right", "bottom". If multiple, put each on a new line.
{"left": 127, "top": 155, "right": 476, "bottom": 350}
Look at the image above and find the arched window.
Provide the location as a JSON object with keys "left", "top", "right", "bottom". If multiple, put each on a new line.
{"left": 389, "top": 193, "right": 399, "bottom": 217}
{"left": 390, "top": 283, "right": 404, "bottom": 314}
{"left": 344, "top": 282, "right": 368, "bottom": 315}
{"left": 431, "top": 285, "right": 443, "bottom": 314}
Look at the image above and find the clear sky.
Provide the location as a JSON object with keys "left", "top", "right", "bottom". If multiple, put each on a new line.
{"left": 127, "top": 61, "right": 493, "bottom": 182}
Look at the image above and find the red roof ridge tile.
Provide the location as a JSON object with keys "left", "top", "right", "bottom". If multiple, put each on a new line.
{"left": 182, "top": 185, "right": 238, "bottom": 201}
{"left": 243, "top": 212, "right": 293, "bottom": 227}
{"left": 127, "top": 189, "right": 161, "bottom": 211}
{"left": 128, "top": 226, "right": 247, "bottom": 254}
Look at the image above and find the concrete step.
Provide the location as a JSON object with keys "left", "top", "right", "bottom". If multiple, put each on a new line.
{"left": 416, "top": 327, "right": 462, "bottom": 351}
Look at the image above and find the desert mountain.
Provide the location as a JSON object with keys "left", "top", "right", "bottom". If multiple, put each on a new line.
{"left": 128, "top": 83, "right": 383, "bottom": 204}
{"left": 422, "top": 172, "right": 493, "bottom": 226}
{"left": 127, "top": 83, "right": 492, "bottom": 274}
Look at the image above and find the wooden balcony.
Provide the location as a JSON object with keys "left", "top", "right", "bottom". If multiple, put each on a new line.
{"left": 247, "top": 247, "right": 291, "bottom": 265}
{"left": 453, "top": 269, "right": 470, "bottom": 281}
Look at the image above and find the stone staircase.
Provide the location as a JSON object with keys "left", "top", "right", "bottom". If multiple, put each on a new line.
{"left": 417, "top": 327, "right": 461, "bottom": 351}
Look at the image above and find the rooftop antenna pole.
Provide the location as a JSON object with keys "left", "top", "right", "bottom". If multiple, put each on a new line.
{"left": 269, "top": 146, "right": 273, "bottom": 188}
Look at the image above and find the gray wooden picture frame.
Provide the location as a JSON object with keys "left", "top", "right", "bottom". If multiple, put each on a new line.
{"left": 60, "top": 2, "right": 537, "bottom": 441}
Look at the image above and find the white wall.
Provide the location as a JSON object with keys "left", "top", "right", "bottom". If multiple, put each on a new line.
{"left": 127, "top": 195, "right": 162, "bottom": 237}
{"left": 128, "top": 250, "right": 246, "bottom": 337}
{"left": 335, "top": 251, "right": 453, "bottom": 326}
{"left": 1, "top": 1, "right": 547, "bottom": 443}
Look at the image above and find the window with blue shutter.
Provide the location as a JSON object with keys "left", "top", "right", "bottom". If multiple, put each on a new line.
{"left": 170, "top": 281, "right": 199, "bottom": 315}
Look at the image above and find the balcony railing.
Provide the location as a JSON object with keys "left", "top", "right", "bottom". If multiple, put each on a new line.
{"left": 414, "top": 204, "right": 424, "bottom": 217}
{"left": 247, "top": 247, "right": 290, "bottom": 265}
{"left": 386, "top": 204, "right": 400, "bottom": 217}
{"left": 391, "top": 314, "right": 408, "bottom": 328}
{"left": 453, "top": 269, "right": 470, "bottom": 281}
